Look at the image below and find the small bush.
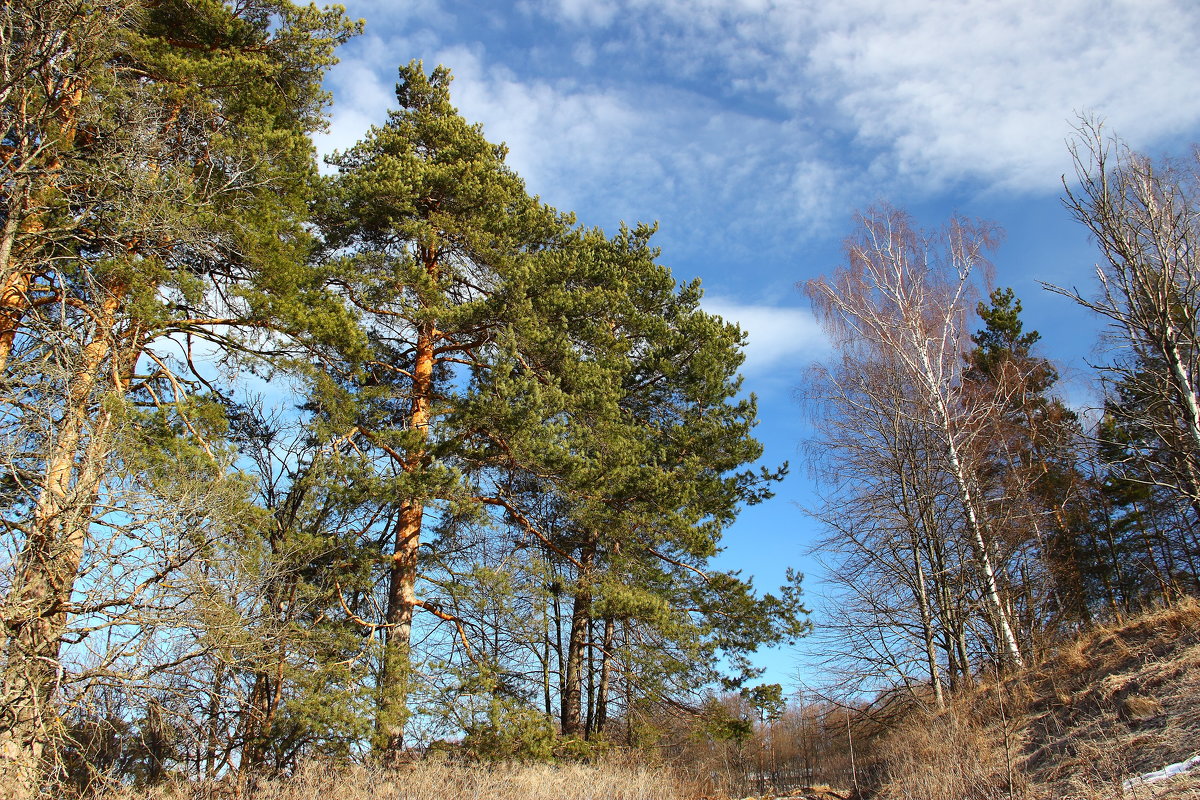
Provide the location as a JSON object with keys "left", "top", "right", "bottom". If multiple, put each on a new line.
{"left": 461, "top": 700, "right": 557, "bottom": 761}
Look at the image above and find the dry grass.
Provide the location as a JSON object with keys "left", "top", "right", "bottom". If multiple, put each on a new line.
{"left": 873, "top": 599, "right": 1200, "bottom": 800}
{"left": 873, "top": 701, "right": 1028, "bottom": 800}
{"left": 100, "top": 756, "right": 688, "bottom": 800}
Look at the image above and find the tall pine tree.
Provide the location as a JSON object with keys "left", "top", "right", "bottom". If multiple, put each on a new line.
{"left": 318, "top": 64, "right": 804, "bottom": 753}
{"left": 0, "top": 1, "right": 359, "bottom": 790}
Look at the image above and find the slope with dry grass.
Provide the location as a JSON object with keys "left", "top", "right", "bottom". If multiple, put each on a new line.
{"left": 873, "top": 600, "right": 1200, "bottom": 800}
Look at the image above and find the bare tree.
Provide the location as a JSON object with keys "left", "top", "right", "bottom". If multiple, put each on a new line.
{"left": 1049, "top": 120, "right": 1200, "bottom": 515}
{"left": 806, "top": 349, "right": 964, "bottom": 707}
{"left": 806, "top": 206, "right": 1025, "bottom": 672}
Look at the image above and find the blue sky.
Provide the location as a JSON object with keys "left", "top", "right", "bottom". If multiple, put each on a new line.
{"left": 311, "top": 0, "right": 1200, "bottom": 691}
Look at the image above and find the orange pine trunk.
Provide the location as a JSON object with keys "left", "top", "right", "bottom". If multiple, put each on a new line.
{"left": 375, "top": 313, "right": 435, "bottom": 756}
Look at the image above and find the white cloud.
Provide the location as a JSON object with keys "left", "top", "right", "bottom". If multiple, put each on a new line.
{"left": 392, "top": 47, "right": 842, "bottom": 253}
{"left": 702, "top": 298, "right": 828, "bottom": 376}
{"left": 787, "top": 159, "right": 851, "bottom": 235}
{"left": 428, "top": 45, "right": 645, "bottom": 205}
{"left": 549, "top": 0, "right": 619, "bottom": 27}
{"left": 572, "top": 40, "right": 596, "bottom": 68}
{"left": 341, "top": 0, "right": 451, "bottom": 29}
{"left": 312, "top": 0, "right": 1200, "bottom": 275}
{"left": 797, "top": 0, "right": 1200, "bottom": 190}
{"left": 529, "top": 0, "right": 1200, "bottom": 194}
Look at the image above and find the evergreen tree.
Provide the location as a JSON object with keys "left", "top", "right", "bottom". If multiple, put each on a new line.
{"left": 317, "top": 61, "right": 574, "bottom": 756}
{"left": 318, "top": 65, "right": 805, "bottom": 753}
{"left": 218, "top": 408, "right": 377, "bottom": 775}
{"left": 456, "top": 225, "right": 804, "bottom": 737}
{"left": 0, "top": 1, "right": 359, "bottom": 790}
{"left": 1092, "top": 373, "right": 1200, "bottom": 606}
{"left": 965, "top": 288, "right": 1093, "bottom": 632}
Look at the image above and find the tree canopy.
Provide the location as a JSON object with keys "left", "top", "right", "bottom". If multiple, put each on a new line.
{"left": 0, "top": 15, "right": 804, "bottom": 794}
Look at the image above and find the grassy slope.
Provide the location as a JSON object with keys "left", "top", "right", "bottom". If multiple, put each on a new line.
{"left": 1021, "top": 600, "right": 1200, "bottom": 794}
{"left": 875, "top": 600, "right": 1200, "bottom": 799}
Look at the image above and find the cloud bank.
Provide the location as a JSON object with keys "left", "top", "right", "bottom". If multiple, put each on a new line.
{"left": 313, "top": 0, "right": 1200, "bottom": 300}
{"left": 532, "top": 0, "right": 1200, "bottom": 191}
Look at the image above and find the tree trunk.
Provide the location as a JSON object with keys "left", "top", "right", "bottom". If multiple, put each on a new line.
{"left": 897, "top": 452, "right": 944, "bottom": 708}
{"left": 241, "top": 485, "right": 307, "bottom": 774}
{"left": 0, "top": 75, "right": 88, "bottom": 377}
{"left": 374, "top": 318, "right": 434, "bottom": 758}
{"left": 204, "top": 662, "right": 227, "bottom": 781}
{"left": 594, "top": 617, "right": 615, "bottom": 732}
{"left": 553, "top": 579, "right": 565, "bottom": 714}
{"left": 376, "top": 499, "right": 422, "bottom": 757}
{"left": 919, "top": 347, "right": 1025, "bottom": 669}
{"left": 561, "top": 547, "right": 594, "bottom": 738}
{"left": 912, "top": 550, "right": 944, "bottom": 708}
{"left": 542, "top": 572, "right": 554, "bottom": 721}
{"left": 585, "top": 615, "right": 596, "bottom": 737}
{"left": 240, "top": 581, "right": 295, "bottom": 774}
{"left": 0, "top": 281, "right": 131, "bottom": 794}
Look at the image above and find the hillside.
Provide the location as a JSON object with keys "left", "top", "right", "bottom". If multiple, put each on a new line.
{"left": 873, "top": 600, "right": 1200, "bottom": 799}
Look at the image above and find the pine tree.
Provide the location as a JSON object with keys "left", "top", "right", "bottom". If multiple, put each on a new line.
{"left": 317, "top": 61, "right": 574, "bottom": 756}
{"left": 965, "top": 288, "right": 1093, "bottom": 632}
{"left": 0, "top": 2, "right": 358, "bottom": 789}
{"left": 318, "top": 67, "right": 804, "bottom": 752}
{"left": 464, "top": 226, "right": 804, "bottom": 737}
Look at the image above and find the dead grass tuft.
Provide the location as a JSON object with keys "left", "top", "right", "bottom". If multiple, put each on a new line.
{"left": 1058, "top": 639, "right": 1089, "bottom": 674}
{"left": 1120, "top": 693, "right": 1164, "bottom": 722}
{"left": 873, "top": 706, "right": 1027, "bottom": 800}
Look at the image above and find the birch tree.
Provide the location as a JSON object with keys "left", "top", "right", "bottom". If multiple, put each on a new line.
{"left": 1051, "top": 120, "right": 1200, "bottom": 514}
{"left": 806, "top": 207, "right": 1025, "bottom": 672}
{"left": 806, "top": 351, "right": 970, "bottom": 706}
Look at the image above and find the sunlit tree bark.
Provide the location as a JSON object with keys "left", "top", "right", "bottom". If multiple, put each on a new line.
{"left": 0, "top": 2, "right": 357, "bottom": 790}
